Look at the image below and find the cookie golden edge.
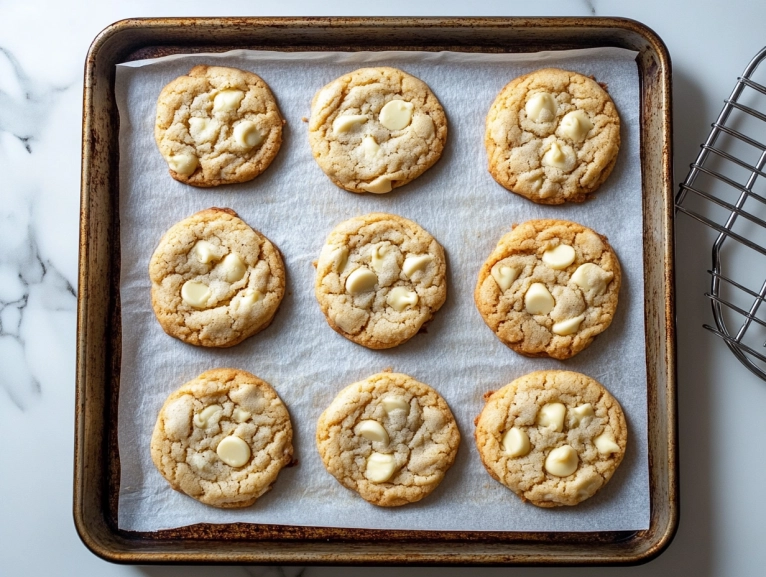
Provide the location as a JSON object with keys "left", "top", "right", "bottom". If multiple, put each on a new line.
{"left": 484, "top": 67, "right": 621, "bottom": 205}
{"left": 314, "top": 212, "right": 448, "bottom": 350}
{"left": 154, "top": 65, "right": 284, "bottom": 187}
{"left": 316, "top": 371, "right": 461, "bottom": 507}
{"left": 474, "top": 370, "right": 627, "bottom": 508}
{"left": 474, "top": 219, "right": 621, "bottom": 359}
{"left": 150, "top": 368, "right": 294, "bottom": 508}
{"left": 308, "top": 66, "right": 448, "bottom": 194}
{"left": 149, "top": 207, "right": 286, "bottom": 348}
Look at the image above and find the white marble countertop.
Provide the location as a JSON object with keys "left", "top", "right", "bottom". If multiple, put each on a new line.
{"left": 2, "top": 1, "right": 765, "bottom": 575}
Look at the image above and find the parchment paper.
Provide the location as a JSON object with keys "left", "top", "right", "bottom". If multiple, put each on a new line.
{"left": 115, "top": 47, "right": 648, "bottom": 532}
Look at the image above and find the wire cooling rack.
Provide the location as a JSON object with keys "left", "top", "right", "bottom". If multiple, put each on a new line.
{"left": 676, "top": 46, "right": 766, "bottom": 379}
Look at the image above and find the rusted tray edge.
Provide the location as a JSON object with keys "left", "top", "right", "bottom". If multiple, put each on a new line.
{"left": 75, "top": 16, "right": 677, "bottom": 566}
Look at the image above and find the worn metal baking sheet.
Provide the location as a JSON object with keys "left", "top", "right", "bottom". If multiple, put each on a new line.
{"left": 75, "top": 17, "right": 677, "bottom": 565}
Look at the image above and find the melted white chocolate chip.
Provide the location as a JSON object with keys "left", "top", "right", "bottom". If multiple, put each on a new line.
{"left": 355, "top": 420, "right": 389, "bottom": 444}
{"left": 502, "top": 427, "right": 531, "bottom": 458}
{"left": 379, "top": 99, "right": 414, "bottom": 130}
{"left": 219, "top": 253, "right": 246, "bottom": 283}
{"left": 193, "top": 404, "right": 222, "bottom": 428}
{"left": 544, "top": 445, "right": 578, "bottom": 477}
{"left": 233, "top": 120, "right": 264, "bottom": 149}
{"left": 594, "top": 430, "right": 620, "bottom": 455}
{"left": 560, "top": 110, "right": 594, "bottom": 142}
{"left": 541, "top": 141, "right": 576, "bottom": 171}
{"left": 537, "top": 402, "right": 566, "bottom": 432}
{"left": 361, "top": 175, "right": 393, "bottom": 194}
{"left": 402, "top": 254, "right": 432, "bottom": 278}
{"left": 542, "top": 244, "right": 576, "bottom": 270}
{"left": 216, "top": 435, "right": 251, "bottom": 467}
{"left": 325, "top": 245, "right": 349, "bottom": 273}
{"left": 525, "top": 92, "right": 557, "bottom": 122}
{"left": 241, "top": 290, "right": 261, "bottom": 308}
{"left": 181, "top": 280, "right": 211, "bottom": 308}
{"left": 167, "top": 152, "right": 198, "bottom": 176}
{"left": 188, "top": 117, "right": 220, "bottom": 143}
{"left": 570, "top": 403, "right": 594, "bottom": 426}
{"left": 370, "top": 244, "right": 388, "bottom": 273}
{"left": 552, "top": 314, "right": 585, "bottom": 336}
{"left": 193, "top": 240, "right": 219, "bottom": 264}
{"left": 381, "top": 396, "right": 409, "bottom": 415}
{"left": 345, "top": 267, "right": 378, "bottom": 294}
{"left": 232, "top": 408, "right": 251, "bottom": 423}
{"left": 362, "top": 135, "right": 380, "bottom": 158}
{"left": 491, "top": 263, "right": 520, "bottom": 292}
{"left": 571, "top": 263, "right": 613, "bottom": 295}
{"left": 525, "top": 283, "right": 554, "bottom": 315}
{"left": 365, "top": 452, "right": 397, "bottom": 483}
{"left": 332, "top": 114, "right": 368, "bottom": 134}
{"left": 212, "top": 89, "right": 245, "bottom": 113}
{"left": 386, "top": 286, "right": 418, "bottom": 312}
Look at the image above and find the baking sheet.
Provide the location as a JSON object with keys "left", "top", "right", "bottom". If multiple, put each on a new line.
{"left": 115, "top": 47, "right": 648, "bottom": 532}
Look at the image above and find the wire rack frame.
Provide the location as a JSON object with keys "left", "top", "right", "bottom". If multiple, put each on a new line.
{"left": 676, "top": 46, "right": 766, "bottom": 380}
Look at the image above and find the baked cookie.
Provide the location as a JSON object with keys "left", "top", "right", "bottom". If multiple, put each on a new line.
{"left": 315, "top": 213, "right": 447, "bottom": 349}
{"left": 150, "top": 368, "right": 294, "bottom": 508}
{"left": 308, "top": 67, "right": 447, "bottom": 194}
{"left": 155, "top": 65, "right": 283, "bottom": 187}
{"left": 316, "top": 371, "right": 460, "bottom": 507}
{"left": 149, "top": 208, "right": 285, "bottom": 348}
{"left": 475, "top": 370, "right": 627, "bottom": 507}
{"left": 485, "top": 67, "right": 620, "bottom": 204}
{"left": 475, "top": 219, "right": 620, "bottom": 359}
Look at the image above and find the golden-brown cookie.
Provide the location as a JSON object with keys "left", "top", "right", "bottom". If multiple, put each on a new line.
{"left": 485, "top": 68, "right": 620, "bottom": 204}
{"left": 314, "top": 213, "right": 447, "bottom": 349}
{"left": 475, "top": 370, "right": 627, "bottom": 507}
{"left": 308, "top": 67, "right": 447, "bottom": 194}
{"left": 150, "top": 368, "right": 294, "bottom": 508}
{"left": 474, "top": 219, "right": 620, "bottom": 359}
{"left": 149, "top": 208, "right": 285, "bottom": 347}
{"left": 154, "top": 65, "right": 283, "bottom": 187}
{"left": 316, "top": 371, "right": 460, "bottom": 507}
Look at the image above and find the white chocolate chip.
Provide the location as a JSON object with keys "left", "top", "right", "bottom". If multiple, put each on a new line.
{"left": 570, "top": 403, "right": 595, "bottom": 426}
{"left": 355, "top": 420, "right": 390, "bottom": 444}
{"left": 188, "top": 117, "right": 220, "bottom": 143}
{"left": 362, "top": 135, "right": 380, "bottom": 158}
{"left": 232, "top": 408, "right": 251, "bottom": 423}
{"left": 345, "top": 267, "right": 378, "bottom": 294}
{"left": 181, "top": 280, "right": 211, "bottom": 308}
{"left": 501, "top": 427, "right": 531, "bottom": 458}
{"left": 525, "top": 283, "right": 554, "bottom": 315}
{"left": 370, "top": 244, "right": 388, "bottom": 273}
{"left": 542, "top": 244, "right": 576, "bottom": 270}
{"left": 490, "top": 263, "right": 520, "bottom": 292}
{"left": 323, "top": 245, "right": 348, "bottom": 273}
{"left": 233, "top": 120, "right": 264, "bottom": 149}
{"left": 241, "top": 290, "right": 261, "bottom": 308}
{"left": 167, "top": 152, "right": 198, "bottom": 176}
{"left": 544, "top": 445, "right": 578, "bottom": 477}
{"left": 571, "top": 263, "right": 614, "bottom": 296}
{"left": 379, "top": 99, "right": 414, "bottom": 131}
{"left": 219, "top": 253, "right": 247, "bottom": 283}
{"left": 216, "top": 435, "right": 251, "bottom": 467}
{"left": 402, "top": 254, "right": 433, "bottom": 278}
{"left": 332, "top": 114, "right": 368, "bottom": 134}
{"left": 365, "top": 452, "right": 397, "bottom": 483}
{"left": 552, "top": 314, "right": 585, "bottom": 336}
{"left": 541, "top": 141, "right": 576, "bottom": 171}
{"left": 525, "top": 92, "right": 557, "bottom": 122}
{"left": 193, "top": 240, "right": 219, "bottom": 264}
{"left": 212, "top": 89, "right": 245, "bottom": 113}
{"left": 382, "top": 396, "right": 410, "bottom": 415}
{"left": 560, "top": 110, "right": 594, "bottom": 142}
{"left": 360, "top": 175, "right": 393, "bottom": 193}
{"left": 594, "top": 430, "right": 621, "bottom": 455}
{"left": 193, "top": 404, "right": 222, "bottom": 428}
{"left": 386, "top": 286, "right": 418, "bottom": 312}
{"left": 537, "top": 402, "right": 566, "bottom": 432}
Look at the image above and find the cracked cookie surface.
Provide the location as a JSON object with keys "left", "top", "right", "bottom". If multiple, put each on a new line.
{"left": 155, "top": 65, "right": 283, "bottom": 187}
{"left": 475, "top": 219, "right": 620, "bottom": 359}
{"left": 485, "top": 67, "right": 620, "bottom": 204}
{"left": 149, "top": 208, "right": 285, "bottom": 347}
{"left": 150, "top": 368, "right": 294, "bottom": 508}
{"left": 316, "top": 372, "right": 460, "bottom": 507}
{"left": 308, "top": 67, "right": 447, "bottom": 194}
{"left": 315, "top": 213, "right": 447, "bottom": 349}
{"left": 475, "top": 370, "right": 627, "bottom": 507}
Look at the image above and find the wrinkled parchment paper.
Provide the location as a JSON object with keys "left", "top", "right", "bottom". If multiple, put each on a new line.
{"left": 115, "top": 47, "right": 648, "bottom": 532}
